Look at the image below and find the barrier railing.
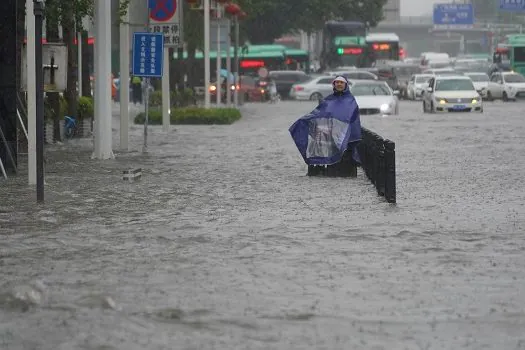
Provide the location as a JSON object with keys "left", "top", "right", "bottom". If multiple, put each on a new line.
{"left": 358, "top": 127, "right": 396, "bottom": 203}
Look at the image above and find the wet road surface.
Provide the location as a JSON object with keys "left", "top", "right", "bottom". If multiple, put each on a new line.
{"left": 1, "top": 100, "right": 525, "bottom": 349}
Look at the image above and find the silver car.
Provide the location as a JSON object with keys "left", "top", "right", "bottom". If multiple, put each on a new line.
{"left": 350, "top": 80, "right": 399, "bottom": 115}
{"left": 407, "top": 74, "right": 433, "bottom": 100}
{"left": 289, "top": 76, "right": 335, "bottom": 101}
{"left": 464, "top": 72, "right": 489, "bottom": 99}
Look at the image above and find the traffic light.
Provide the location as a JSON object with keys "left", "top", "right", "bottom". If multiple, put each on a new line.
{"left": 337, "top": 48, "right": 344, "bottom": 55}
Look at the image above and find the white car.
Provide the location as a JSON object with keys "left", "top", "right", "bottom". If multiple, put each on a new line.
{"left": 289, "top": 76, "right": 335, "bottom": 101}
{"left": 422, "top": 75, "right": 483, "bottom": 113}
{"left": 464, "top": 72, "right": 489, "bottom": 99}
{"left": 350, "top": 80, "right": 399, "bottom": 115}
{"left": 407, "top": 74, "right": 433, "bottom": 100}
{"left": 422, "top": 68, "right": 458, "bottom": 76}
{"left": 486, "top": 71, "right": 525, "bottom": 101}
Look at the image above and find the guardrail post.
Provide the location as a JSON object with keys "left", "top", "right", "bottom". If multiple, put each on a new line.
{"left": 384, "top": 139, "right": 396, "bottom": 203}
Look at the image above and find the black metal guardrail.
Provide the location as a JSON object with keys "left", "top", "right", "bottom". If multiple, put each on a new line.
{"left": 358, "top": 127, "right": 396, "bottom": 203}
{"left": 307, "top": 127, "right": 396, "bottom": 203}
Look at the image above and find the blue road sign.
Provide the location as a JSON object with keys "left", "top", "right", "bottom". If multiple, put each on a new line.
{"left": 132, "top": 32, "right": 164, "bottom": 78}
{"left": 433, "top": 3, "right": 474, "bottom": 28}
{"left": 500, "top": 0, "right": 525, "bottom": 11}
{"left": 149, "top": 0, "right": 177, "bottom": 22}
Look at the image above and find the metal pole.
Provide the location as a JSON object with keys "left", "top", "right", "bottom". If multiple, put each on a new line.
{"left": 34, "top": 0, "right": 45, "bottom": 202}
{"left": 119, "top": 8, "right": 130, "bottom": 150}
{"left": 216, "top": 3, "right": 221, "bottom": 105}
{"left": 143, "top": 78, "right": 149, "bottom": 153}
{"left": 27, "top": 0, "right": 37, "bottom": 185}
{"left": 204, "top": 0, "right": 211, "bottom": 108}
{"left": 234, "top": 16, "right": 239, "bottom": 106}
{"left": 226, "top": 18, "right": 231, "bottom": 107}
{"left": 177, "top": 0, "right": 184, "bottom": 91}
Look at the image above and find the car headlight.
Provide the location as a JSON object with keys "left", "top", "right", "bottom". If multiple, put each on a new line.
{"left": 380, "top": 103, "right": 390, "bottom": 113}
{"left": 471, "top": 99, "right": 478, "bottom": 103}
{"left": 438, "top": 99, "right": 447, "bottom": 104}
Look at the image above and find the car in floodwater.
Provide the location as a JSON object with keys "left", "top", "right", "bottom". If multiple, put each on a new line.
{"left": 422, "top": 75, "right": 483, "bottom": 113}
{"left": 349, "top": 80, "right": 399, "bottom": 115}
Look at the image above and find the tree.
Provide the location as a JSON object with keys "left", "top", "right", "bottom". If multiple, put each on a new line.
{"left": 42, "top": 0, "right": 130, "bottom": 125}
{"left": 235, "top": 0, "right": 388, "bottom": 44}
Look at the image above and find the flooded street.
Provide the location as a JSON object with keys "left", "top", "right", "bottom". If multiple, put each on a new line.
{"left": 1, "top": 100, "right": 525, "bottom": 349}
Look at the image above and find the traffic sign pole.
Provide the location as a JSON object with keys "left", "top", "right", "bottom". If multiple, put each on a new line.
{"left": 132, "top": 32, "right": 164, "bottom": 153}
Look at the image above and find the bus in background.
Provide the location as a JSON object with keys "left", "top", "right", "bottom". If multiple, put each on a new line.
{"left": 366, "top": 33, "right": 400, "bottom": 62}
{"left": 492, "top": 34, "right": 525, "bottom": 76}
{"left": 321, "top": 21, "right": 367, "bottom": 70}
{"left": 243, "top": 44, "right": 309, "bottom": 72}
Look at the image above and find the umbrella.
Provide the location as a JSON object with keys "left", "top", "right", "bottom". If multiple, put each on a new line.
{"left": 220, "top": 69, "right": 234, "bottom": 83}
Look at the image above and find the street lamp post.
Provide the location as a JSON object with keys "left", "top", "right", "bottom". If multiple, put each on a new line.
{"left": 34, "top": 0, "right": 45, "bottom": 203}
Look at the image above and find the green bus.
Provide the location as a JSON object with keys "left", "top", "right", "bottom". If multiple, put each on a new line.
{"left": 244, "top": 44, "right": 310, "bottom": 72}
{"left": 321, "top": 21, "right": 367, "bottom": 69}
{"left": 493, "top": 34, "right": 525, "bottom": 75}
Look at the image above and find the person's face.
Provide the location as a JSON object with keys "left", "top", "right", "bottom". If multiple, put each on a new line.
{"left": 334, "top": 80, "right": 346, "bottom": 91}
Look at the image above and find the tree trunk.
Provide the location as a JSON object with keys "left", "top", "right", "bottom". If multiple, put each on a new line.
{"left": 45, "top": 6, "right": 61, "bottom": 143}
{"left": 62, "top": 13, "right": 77, "bottom": 118}
{"left": 81, "top": 30, "right": 91, "bottom": 98}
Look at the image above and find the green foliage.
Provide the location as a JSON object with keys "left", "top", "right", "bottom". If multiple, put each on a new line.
{"left": 77, "top": 96, "right": 94, "bottom": 120}
{"left": 44, "top": 0, "right": 130, "bottom": 32}
{"left": 134, "top": 107, "right": 242, "bottom": 125}
{"left": 44, "top": 95, "right": 68, "bottom": 121}
{"left": 236, "top": 0, "right": 387, "bottom": 43}
{"left": 181, "top": 0, "right": 387, "bottom": 52}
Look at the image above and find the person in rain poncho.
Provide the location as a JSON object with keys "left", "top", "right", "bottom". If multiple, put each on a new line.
{"left": 289, "top": 75, "right": 361, "bottom": 174}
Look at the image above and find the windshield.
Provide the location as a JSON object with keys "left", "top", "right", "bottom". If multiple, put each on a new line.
{"left": 351, "top": 84, "right": 391, "bottom": 96}
{"left": 504, "top": 74, "right": 525, "bottom": 83}
{"left": 435, "top": 79, "right": 475, "bottom": 91}
{"left": 466, "top": 74, "right": 489, "bottom": 82}
{"left": 416, "top": 76, "right": 431, "bottom": 83}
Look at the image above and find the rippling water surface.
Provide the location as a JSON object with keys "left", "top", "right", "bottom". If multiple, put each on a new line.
{"left": 1, "top": 101, "right": 524, "bottom": 349}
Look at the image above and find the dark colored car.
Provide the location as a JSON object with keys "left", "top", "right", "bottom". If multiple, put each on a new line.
{"left": 268, "top": 70, "right": 311, "bottom": 99}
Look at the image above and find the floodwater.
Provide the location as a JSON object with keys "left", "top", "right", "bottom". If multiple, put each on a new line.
{"left": 1, "top": 101, "right": 525, "bottom": 350}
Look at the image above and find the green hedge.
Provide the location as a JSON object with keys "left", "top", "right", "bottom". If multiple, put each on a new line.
{"left": 134, "top": 107, "right": 241, "bottom": 125}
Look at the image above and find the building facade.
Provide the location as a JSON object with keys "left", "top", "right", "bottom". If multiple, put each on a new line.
{"left": 383, "top": 0, "right": 401, "bottom": 23}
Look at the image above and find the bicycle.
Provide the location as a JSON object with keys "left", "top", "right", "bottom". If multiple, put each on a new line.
{"left": 64, "top": 116, "right": 78, "bottom": 139}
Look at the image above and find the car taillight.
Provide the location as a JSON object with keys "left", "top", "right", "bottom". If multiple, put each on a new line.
{"left": 295, "top": 86, "right": 304, "bottom": 91}
{"left": 260, "top": 89, "right": 265, "bottom": 93}
{"left": 235, "top": 84, "right": 240, "bottom": 90}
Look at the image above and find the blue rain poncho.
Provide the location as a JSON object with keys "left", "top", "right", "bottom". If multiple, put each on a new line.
{"left": 289, "top": 76, "right": 361, "bottom": 165}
